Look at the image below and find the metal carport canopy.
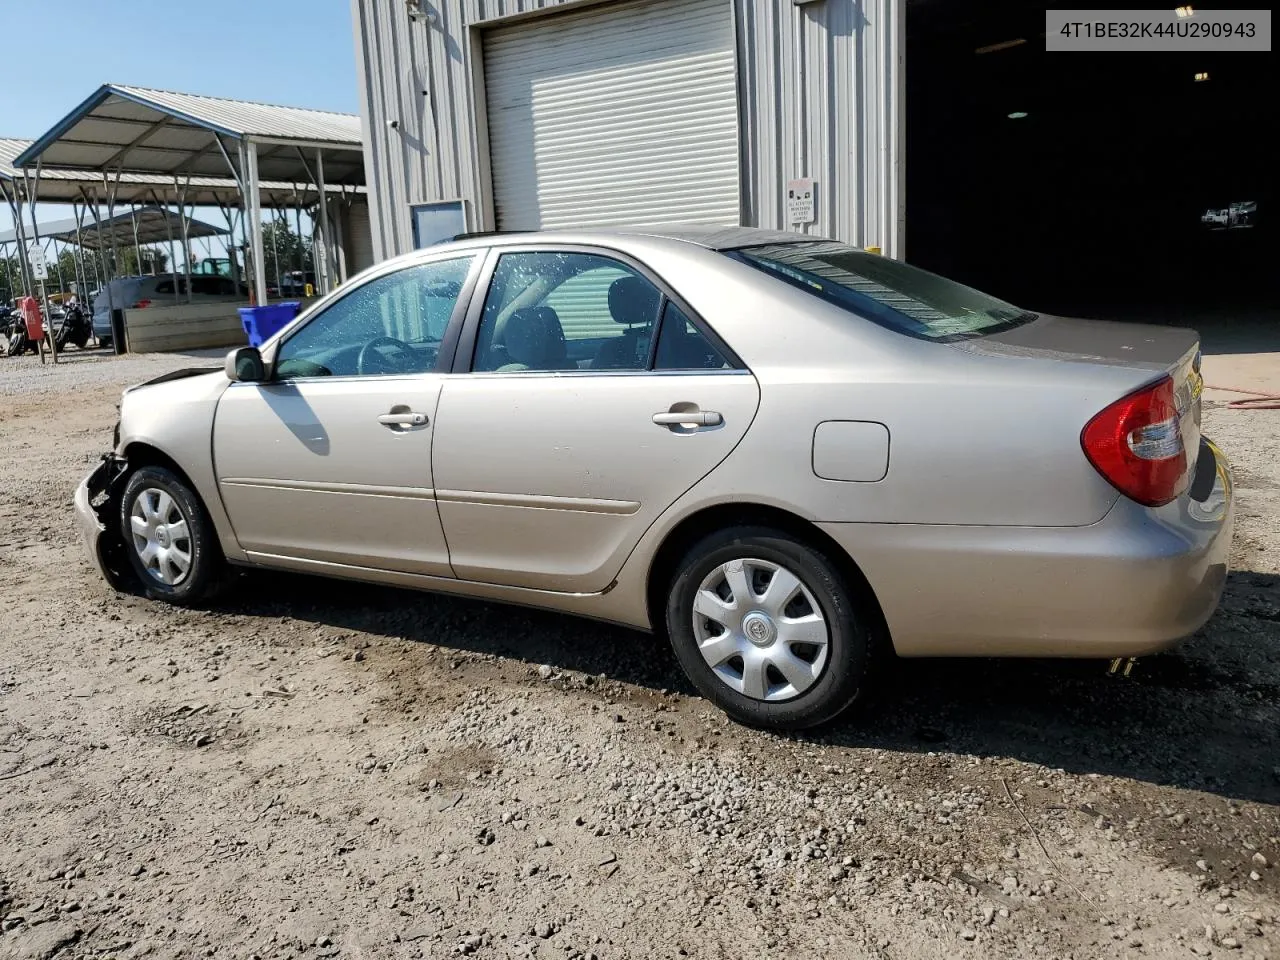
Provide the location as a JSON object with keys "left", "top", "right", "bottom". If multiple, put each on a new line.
{"left": 0, "top": 206, "right": 226, "bottom": 250}
{"left": 13, "top": 84, "right": 366, "bottom": 302}
{"left": 12, "top": 85, "right": 364, "bottom": 185}
{"left": 1, "top": 137, "right": 356, "bottom": 207}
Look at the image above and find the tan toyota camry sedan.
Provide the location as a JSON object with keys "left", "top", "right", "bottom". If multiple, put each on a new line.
{"left": 74, "top": 226, "right": 1234, "bottom": 730}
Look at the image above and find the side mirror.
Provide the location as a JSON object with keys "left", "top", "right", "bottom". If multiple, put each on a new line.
{"left": 225, "top": 346, "right": 265, "bottom": 382}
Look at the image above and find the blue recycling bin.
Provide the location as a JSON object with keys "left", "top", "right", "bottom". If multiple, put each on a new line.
{"left": 238, "top": 301, "right": 301, "bottom": 348}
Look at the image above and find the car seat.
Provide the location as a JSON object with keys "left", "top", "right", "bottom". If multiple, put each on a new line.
{"left": 496, "top": 307, "right": 569, "bottom": 372}
{"left": 593, "top": 276, "right": 659, "bottom": 370}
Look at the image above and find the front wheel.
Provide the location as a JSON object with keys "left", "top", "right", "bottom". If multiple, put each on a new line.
{"left": 665, "top": 527, "right": 873, "bottom": 731}
{"left": 119, "top": 466, "right": 224, "bottom": 605}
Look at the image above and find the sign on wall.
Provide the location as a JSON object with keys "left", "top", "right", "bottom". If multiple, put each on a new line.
{"left": 787, "top": 178, "right": 816, "bottom": 225}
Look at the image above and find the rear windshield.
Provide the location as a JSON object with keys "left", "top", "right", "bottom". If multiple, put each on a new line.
{"left": 730, "top": 241, "right": 1036, "bottom": 341}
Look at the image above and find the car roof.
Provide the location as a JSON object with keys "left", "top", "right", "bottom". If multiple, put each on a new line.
{"left": 438, "top": 224, "right": 830, "bottom": 253}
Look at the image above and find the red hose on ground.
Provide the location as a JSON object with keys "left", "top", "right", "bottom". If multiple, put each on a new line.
{"left": 1205, "top": 385, "right": 1280, "bottom": 410}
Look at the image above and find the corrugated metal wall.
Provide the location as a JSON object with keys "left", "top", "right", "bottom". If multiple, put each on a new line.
{"left": 350, "top": 0, "right": 903, "bottom": 263}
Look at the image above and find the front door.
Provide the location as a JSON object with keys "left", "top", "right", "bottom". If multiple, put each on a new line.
{"left": 431, "top": 249, "right": 760, "bottom": 592}
{"left": 213, "top": 254, "right": 478, "bottom": 576}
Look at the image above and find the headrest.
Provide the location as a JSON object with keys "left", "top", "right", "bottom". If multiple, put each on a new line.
{"left": 608, "top": 276, "right": 660, "bottom": 327}
{"left": 503, "top": 307, "right": 564, "bottom": 365}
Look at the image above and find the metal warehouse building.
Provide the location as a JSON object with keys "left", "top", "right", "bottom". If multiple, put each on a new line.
{"left": 352, "top": 0, "right": 1272, "bottom": 315}
{"left": 351, "top": 0, "right": 902, "bottom": 261}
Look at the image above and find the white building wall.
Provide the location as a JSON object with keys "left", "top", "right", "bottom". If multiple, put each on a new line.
{"left": 350, "top": 0, "right": 903, "bottom": 262}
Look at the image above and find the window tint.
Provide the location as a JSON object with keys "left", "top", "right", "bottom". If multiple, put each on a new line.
{"left": 654, "top": 302, "right": 731, "bottom": 370}
{"left": 274, "top": 256, "right": 473, "bottom": 380}
{"left": 472, "top": 252, "right": 662, "bottom": 373}
{"left": 731, "top": 242, "right": 1037, "bottom": 341}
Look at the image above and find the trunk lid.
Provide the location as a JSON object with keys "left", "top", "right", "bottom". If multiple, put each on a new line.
{"left": 968, "top": 314, "right": 1204, "bottom": 492}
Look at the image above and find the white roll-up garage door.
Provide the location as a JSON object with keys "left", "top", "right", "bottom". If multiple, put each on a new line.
{"left": 483, "top": 0, "right": 739, "bottom": 231}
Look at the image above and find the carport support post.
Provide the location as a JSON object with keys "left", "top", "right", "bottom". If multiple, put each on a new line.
{"left": 293, "top": 189, "right": 305, "bottom": 284}
{"left": 232, "top": 143, "right": 252, "bottom": 302}
{"left": 50, "top": 239, "right": 66, "bottom": 297}
{"left": 1, "top": 180, "right": 33, "bottom": 298}
{"left": 244, "top": 142, "right": 268, "bottom": 306}
{"left": 2, "top": 243, "right": 15, "bottom": 301}
{"left": 173, "top": 175, "right": 193, "bottom": 303}
{"left": 129, "top": 205, "right": 144, "bottom": 275}
{"left": 103, "top": 171, "right": 122, "bottom": 283}
{"left": 24, "top": 163, "right": 57, "bottom": 364}
{"left": 71, "top": 203, "right": 90, "bottom": 299}
{"left": 216, "top": 200, "right": 242, "bottom": 294}
{"left": 332, "top": 192, "right": 347, "bottom": 284}
{"left": 270, "top": 209, "right": 283, "bottom": 295}
{"left": 315, "top": 150, "right": 331, "bottom": 294}
{"left": 92, "top": 180, "right": 120, "bottom": 351}
{"left": 151, "top": 190, "right": 179, "bottom": 305}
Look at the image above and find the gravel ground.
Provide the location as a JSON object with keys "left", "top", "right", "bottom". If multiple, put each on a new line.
{"left": 1, "top": 347, "right": 1277, "bottom": 960}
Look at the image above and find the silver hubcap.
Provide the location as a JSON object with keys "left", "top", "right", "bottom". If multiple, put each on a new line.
{"left": 691, "top": 558, "right": 830, "bottom": 702}
{"left": 129, "top": 488, "right": 192, "bottom": 586}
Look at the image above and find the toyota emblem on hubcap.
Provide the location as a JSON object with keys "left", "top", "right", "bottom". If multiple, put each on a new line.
{"left": 742, "top": 612, "right": 777, "bottom": 647}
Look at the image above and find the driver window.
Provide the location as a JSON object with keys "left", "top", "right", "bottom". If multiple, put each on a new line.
{"left": 274, "top": 256, "right": 474, "bottom": 380}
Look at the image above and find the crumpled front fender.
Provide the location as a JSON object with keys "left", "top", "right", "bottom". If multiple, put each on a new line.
{"left": 75, "top": 455, "right": 139, "bottom": 594}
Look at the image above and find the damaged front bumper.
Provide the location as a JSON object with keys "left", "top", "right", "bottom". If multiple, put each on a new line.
{"left": 74, "top": 454, "right": 135, "bottom": 592}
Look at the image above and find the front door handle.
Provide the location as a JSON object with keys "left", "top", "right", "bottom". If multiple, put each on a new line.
{"left": 652, "top": 409, "right": 723, "bottom": 428}
{"left": 378, "top": 412, "right": 428, "bottom": 427}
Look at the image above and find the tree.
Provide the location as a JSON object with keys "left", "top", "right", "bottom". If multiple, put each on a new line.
{"left": 116, "top": 247, "right": 169, "bottom": 276}
{"left": 261, "top": 219, "right": 313, "bottom": 286}
{"left": 53, "top": 248, "right": 112, "bottom": 292}
{"left": 1, "top": 255, "right": 22, "bottom": 301}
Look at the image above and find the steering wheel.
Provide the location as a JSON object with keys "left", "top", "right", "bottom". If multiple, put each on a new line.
{"left": 357, "top": 336, "right": 415, "bottom": 376}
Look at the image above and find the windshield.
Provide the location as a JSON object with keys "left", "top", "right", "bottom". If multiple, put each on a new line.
{"left": 730, "top": 241, "right": 1036, "bottom": 341}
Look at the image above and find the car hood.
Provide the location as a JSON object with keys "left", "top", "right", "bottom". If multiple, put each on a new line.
{"left": 123, "top": 366, "right": 224, "bottom": 395}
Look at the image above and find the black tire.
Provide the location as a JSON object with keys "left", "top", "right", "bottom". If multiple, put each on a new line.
{"left": 119, "top": 466, "right": 225, "bottom": 605}
{"left": 665, "top": 526, "right": 872, "bottom": 731}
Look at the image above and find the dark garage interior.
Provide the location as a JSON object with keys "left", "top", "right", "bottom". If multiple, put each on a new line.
{"left": 905, "top": 2, "right": 1275, "bottom": 322}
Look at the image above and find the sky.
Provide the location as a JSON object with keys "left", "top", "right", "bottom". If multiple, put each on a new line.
{"left": 0, "top": 0, "right": 360, "bottom": 253}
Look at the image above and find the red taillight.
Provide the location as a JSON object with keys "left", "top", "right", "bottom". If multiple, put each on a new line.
{"left": 1081, "top": 375, "right": 1186, "bottom": 507}
{"left": 132, "top": 299, "right": 152, "bottom": 309}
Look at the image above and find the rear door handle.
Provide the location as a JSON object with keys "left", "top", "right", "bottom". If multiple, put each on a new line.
{"left": 378, "top": 412, "right": 428, "bottom": 427}
{"left": 652, "top": 410, "right": 723, "bottom": 427}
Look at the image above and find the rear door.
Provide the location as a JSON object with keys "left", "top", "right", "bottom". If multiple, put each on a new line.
{"left": 431, "top": 247, "right": 760, "bottom": 592}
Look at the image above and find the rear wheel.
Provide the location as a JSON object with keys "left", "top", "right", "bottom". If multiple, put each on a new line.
{"left": 119, "top": 466, "right": 224, "bottom": 605}
{"left": 665, "top": 526, "right": 872, "bottom": 730}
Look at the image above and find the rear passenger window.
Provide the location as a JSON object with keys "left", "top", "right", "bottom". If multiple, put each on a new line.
{"left": 541, "top": 265, "right": 633, "bottom": 343}
{"left": 471, "top": 252, "right": 663, "bottom": 373}
{"left": 654, "top": 302, "right": 732, "bottom": 370}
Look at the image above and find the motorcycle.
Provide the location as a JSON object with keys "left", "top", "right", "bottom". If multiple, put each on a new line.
{"left": 54, "top": 302, "right": 92, "bottom": 350}
{"left": 1, "top": 307, "right": 45, "bottom": 358}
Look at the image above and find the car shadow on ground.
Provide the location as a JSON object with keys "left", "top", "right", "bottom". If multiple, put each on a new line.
{"left": 217, "top": 568, "right": 1280, "bottom": 807}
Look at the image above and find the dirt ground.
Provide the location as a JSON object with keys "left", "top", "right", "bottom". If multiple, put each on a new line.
{"left": 1, "top": 344, "right": 1277, "bottom": 960}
